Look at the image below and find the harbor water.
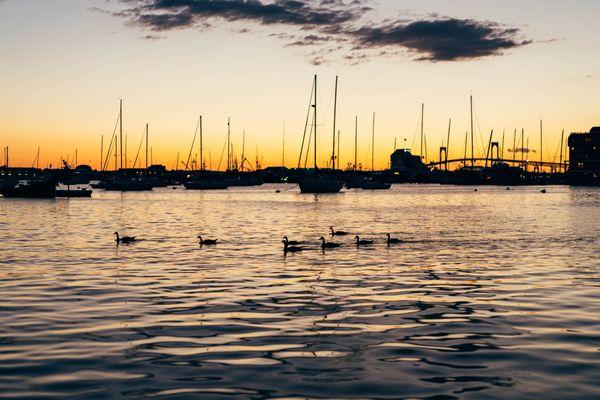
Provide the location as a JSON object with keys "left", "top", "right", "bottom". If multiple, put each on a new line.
{"left": 0, "top": 185, "right": 598, "bottom": 399}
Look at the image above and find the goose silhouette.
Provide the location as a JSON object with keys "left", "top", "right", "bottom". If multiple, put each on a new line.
{"left": 386, "top": 233, "right": 402, "bottom": 245}
{"left": 197, "top": 235, "right": 218, "bottom": 245}
{"left": 282, "top": 240, "right": 303, "bottom": 253}
{"left": 355, "top": 235, "right": 374, "bottom": 246}
{"left": 330, "top": 226, "right": 349, "bottom": 236}
{"left": 320, "top": 237, "right": 342, "bottom": 249}
{"left": 114, "top": 232, "right": 136, "bottom": 244}
{"left": 283, "top": 236, "right": 301, "bottom": 246}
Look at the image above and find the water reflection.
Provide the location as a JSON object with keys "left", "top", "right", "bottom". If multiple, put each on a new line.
{"left": 0, "top": 185, "right": 598, "bottom": 399}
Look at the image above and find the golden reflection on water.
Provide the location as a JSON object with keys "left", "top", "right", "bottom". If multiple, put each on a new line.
{"left": 0, "top": 184, "right": 599, "bottom": 399}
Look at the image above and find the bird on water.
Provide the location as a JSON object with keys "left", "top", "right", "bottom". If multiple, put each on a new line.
{"left": 198, "top": 235, "right": 218, "bottom": 245}
{"left": 320, "top": 237, "right": 342, "bottom": 249}
{"left": 114, "top": 232, "right": 136, "bottom": 244}
{"left": 283, "top": 236, "right": 301, "bottom": 246}
{"left": 282, "top": 240, "right": 303, "bottom": 253}
{"left": 330, "top": 226, "right": 349, "bottom": 236}
{"left": 386, "top": 233, "right": 402, "bottom": 245}
{"left": 355, "top": 235, "right": 374, "bottom": 246}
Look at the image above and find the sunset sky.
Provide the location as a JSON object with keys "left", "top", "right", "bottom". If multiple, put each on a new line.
{"left": 1, "top": 0, "right": 599, "bottom": 170}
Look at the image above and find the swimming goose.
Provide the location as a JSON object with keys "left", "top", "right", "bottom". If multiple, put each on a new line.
{"left": 282, "top": 240, "right": 303, "bottom": 253}
{"left": 283, "top": 236, "right": 301, "bottom": 246}
{"left": 355, "top": 235, "right": 374, "bottom": 246}
{"left": 114, "top": 232, "right": 136, "bottom": 244}
{"left": 329, "top": 226, "right": 349, "bottom": 236}
{"left": 197, "top": 235, "right": 218, "bottom": 245}
{"left": 320, "top": 236, "right": 342, "bottom": 249}
{"left": 386, "top": 233, "right": 402, "bottom": 245}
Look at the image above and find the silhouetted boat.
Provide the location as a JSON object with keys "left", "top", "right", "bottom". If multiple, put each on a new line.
{"left": 0, "top": 180, "right": 56, "bottom": 198}
{"left": 55, "top": 187, "right": 93, "bottom": 197}
{"left": 299, "top": 177, "right": 344, "bottom": 193}
{"left": 298, "top": 75, "right": 343, "bottom": 194}
{"left": 361, "top": 113, "right": 391, "bottom": 191}
{"left": 184, "top": 180, "right": 229, "bottom": 190}
{"left": 345, "top": 177, "right": 365, "bottom": 189}
{"left": 103, "top": 178, "right": 153, "bottom": 191}
{"left": 361, "top": 180, "right": 391, "bottom": 190}
{"left": 227, "top": 176, "right": 263, "bottom": 187}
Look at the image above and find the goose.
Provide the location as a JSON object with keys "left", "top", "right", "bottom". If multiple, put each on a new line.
{"left": 197, "top": 235, "right": 218, "bottom": 245}
{"left": 114, "top": 232, "right": 136, "bottom": 244}
{"left": 283, "top": 236, "right": 301, "bottom": 246}
{"left": 282, "top": 240, "right": 303, "bottom": 253}
{"left": 355, "top": 235, "right": 374, "bottom": 246}
{"left": 540, "top": 189, "right": 547, "bottom": 193}
{"left": 386, "top": 233, "right": 402, "bottom": 245}
{"left": 329, "top": 226, "right": 349, "bottom": 236}
{"left": 320, "top": 237, "right": 342, "bottom": 249}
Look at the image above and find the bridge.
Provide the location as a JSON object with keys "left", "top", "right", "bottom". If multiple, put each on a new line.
{"left": 427, "top": 158, "right": 567, "bottom": 172}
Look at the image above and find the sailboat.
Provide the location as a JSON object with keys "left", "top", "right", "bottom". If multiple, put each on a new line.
{"left": 184, "top": 116, "right": 230, "bottom": 190}
{"left": 361, "top": 113, "right": 391, "bottom": 190}
{"left": 298, "top": 75, "right": 343, "bottom": 194}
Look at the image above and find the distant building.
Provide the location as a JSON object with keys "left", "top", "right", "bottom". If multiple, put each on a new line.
{"left": 390, "top": 149, "right": 427, "bottom": 173}
{"left": 568, "top": 127, "right": 600, "bottom": 181}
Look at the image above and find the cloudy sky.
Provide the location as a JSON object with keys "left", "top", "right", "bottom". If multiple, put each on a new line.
{"left": 1, "top": 0, "right": 599, "bottom": 169}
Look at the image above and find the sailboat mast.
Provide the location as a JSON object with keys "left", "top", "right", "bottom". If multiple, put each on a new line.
{"left": 145, "top": 123, "right": 149, "bottom": 169}
{"left": 446, "top": 118, "right": 451, "bottom": 165}
{"left": 463, "top": 131, "right": 468, "bottom": 163}
{"left": 227, "top": 117, "right": 231, "bottom": 171}
{"left": 354, "top": 116, "right": 358, "bottom": 171}
{"left": 114, "top": 134, "right": 117, "bottom": 171}
{"left": 540, "top": 119, "right": 543, "bottom": 171}
{"left": 313, "top": 75, "right": 317, "bottom": 169}
{"left": 521, "top": 129, "right": 525, "bottom": 164}
{"left": 470, "top": 95, "right": 474, "bottom": 167}
{"left": 559, "top": 129, "right": 565, "bottom": 173}
{"left": 332, "top": 75, "right": 338, "bottom": 170}
{"left": 199, "top": 116, "right": 203, "bottom": 171}
{"left": 100, "top": 135, "right": 103, "bottom": 171}
{"left": 124, "top": 132, "right": 127, "bottom": 168}
{"left": 119, "top": 99, "right": 123, "bottom": 170}
{"left": 513, "top": 129, "right": 517, "bottom": 162}
{"left": 337, "top": 130, "right": 340, "bottom": 169}
{"left": 371, "top": 112, "right": 375, "bottom": 171}
{"left": 420, "top": 103, "right": 424, "bottom": 160}
{"left": 282, "top": 122, "right": 285, "bottom": 167}
{"left": 241, "top": 130, "right": 246, "bottom": 172}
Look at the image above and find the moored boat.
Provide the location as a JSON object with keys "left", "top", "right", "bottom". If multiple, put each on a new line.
{"left": 55, "top": 187, "right": 93, "bottom": 197}
{"left": 298, "top": 75, "right": 343, "bottom": 194}
{"left": 184, "top": 180, "right": 229, "bottom": 190}
{"left": 0, "top": 180, "right": 57, "bottom": 198}
{"left": 361, "top": 180, "right": 391, "bottom": 190}
{"left": 299, "top": 177, "right": 344, "bottom": 193}
{"left": 103, "top": 178, "right": 153, "bottom": 191}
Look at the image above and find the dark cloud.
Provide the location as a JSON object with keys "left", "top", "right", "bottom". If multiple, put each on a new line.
{"left": 114, "top": 0, "right": 531, "bottom": 64}
{"left": 349, "top": 18, "right": 531, "bottom": 61}
{"left": 118, "top": 0, "right": 364, "bottom": 30}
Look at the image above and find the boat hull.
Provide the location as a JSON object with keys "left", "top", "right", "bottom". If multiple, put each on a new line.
{"left": 184, "top": 181, "right": 229, "bottom": 190}
{"left": 361, "top": 181, "right": 392, "bottom": 190}
{"left": 55, "top": 189, "right": 93, "bottom": 197}
{"left": 299, "top": 178, "right": 343, "bottom": 193}
{"left": 103, "top": 180, "right": 154, "bottom": 191}
{"left": 0, "top": 181, "right": 57, "bottom": 198}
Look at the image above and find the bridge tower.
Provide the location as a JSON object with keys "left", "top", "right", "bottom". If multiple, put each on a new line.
{"left": 439, "top": 146, "right": 448, "bottom": 170}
